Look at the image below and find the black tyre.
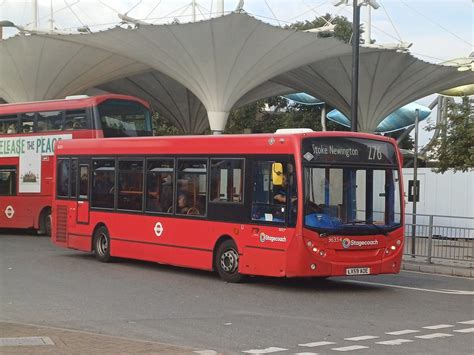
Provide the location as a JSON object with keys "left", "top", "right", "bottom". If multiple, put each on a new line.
{"left": 93, "top": 226, "right": 112, "bottom": 262}
{"left": 215, "top": 240, "right": 244, "bottom": 283}
{"left": 38, "top": 208, "right": 52, "bottom": 237}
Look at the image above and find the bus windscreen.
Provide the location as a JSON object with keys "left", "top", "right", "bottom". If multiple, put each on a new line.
{"left": 98, "top": 99, "right": 152, "bottom": 137}
{"left": 302, "top": 137, "right": 401, "bottom": 235}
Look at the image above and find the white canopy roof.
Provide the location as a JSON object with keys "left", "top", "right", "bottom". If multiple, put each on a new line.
{"left": 1, "top": 13, "right": 472, "bottom": 133}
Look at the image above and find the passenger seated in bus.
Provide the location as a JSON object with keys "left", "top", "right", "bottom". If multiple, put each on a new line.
{"left": 7, "top": 124, "right": 17, "bottom": 134}
{"left": 177, "top": 192, "right": 190, "bottom": 214}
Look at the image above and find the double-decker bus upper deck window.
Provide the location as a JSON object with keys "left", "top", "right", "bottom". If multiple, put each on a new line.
{"left": 37, "top": 111, "right": 63, "bottom": 132}
{"left": 176, "top": 159, "right": 207, "bottom": 216}
{"left": 98, "top": 100, "right": 152, "bottom": 137}
{"left": 20, "top": 112, "right": 35, "bottom": 134}
{"left": 91, "top": 159, "right": 116, "bottom": 209}
{"left": 64, "top": 110, "right": 88, "bottom": 130}
{"left": 0, "top": 166, "right": 17, "bottom": 195}
{"left": 210, "top": 159, "right": 244, "bottom": 203}
{"left": 0, "top": 115, "right": 19, "bottom": 134}
{"left": 118, "top": 160, "right": 144, "bottom": 211}
{"left": 146, "top": 159, "right": 174, "bottom": 213}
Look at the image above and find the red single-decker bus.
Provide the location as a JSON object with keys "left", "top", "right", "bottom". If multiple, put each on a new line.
{"left": 51, "top": 130, "right": 404, "bottom": 281}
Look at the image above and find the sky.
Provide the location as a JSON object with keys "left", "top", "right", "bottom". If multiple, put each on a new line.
{"left": 0, "top": 0, "right": 472, "bottom": 144}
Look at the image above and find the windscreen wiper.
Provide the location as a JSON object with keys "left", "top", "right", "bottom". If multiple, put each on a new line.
{"left": 347, "top": 220, "right": 388, "bottom": 236}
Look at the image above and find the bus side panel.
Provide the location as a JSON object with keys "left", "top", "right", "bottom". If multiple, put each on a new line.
{"left": 85, "top": 212, "right": 217, "bottom": 271}
{"left": 238, "top": 225, "right": 296, "bottom": 277}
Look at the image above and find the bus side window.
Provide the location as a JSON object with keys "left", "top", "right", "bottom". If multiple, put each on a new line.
{"left": 91, "top": 159, "right": 116, "bottom": 209}
{"left": 64, "top": 110, "right": 87, "bottom": 130}
{"left": 57, "top": 159, "right": 70, "bottom": 198}
{"left": 210, "top": 159, "right": 244, "bottom": 203}
{"left": 176, "top": 159, "right": 207, "bottom": 216}
{"left": 37, "top": 111, "right": 63, "bottom": 131}
{"left": 118, "top": 160, "right": 144, "bottom": 211}
{"left": 0, "top": 116, "right": 19, "bottom": 134}
{"left": 146, "top": 159, "right": 174, "bottom": 214}
{"left": 20, "top": 112, "right": 36, "bottom": 133}
{"left": 0, "top": 166, "right": 17, "bottom": 196}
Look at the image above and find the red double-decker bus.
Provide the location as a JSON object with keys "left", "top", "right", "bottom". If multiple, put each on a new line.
{"left": 51, "top": 130, "right": 404, "bottom": 281}
{"left": 0, "top": 94, "right": 152, "bottom": 235}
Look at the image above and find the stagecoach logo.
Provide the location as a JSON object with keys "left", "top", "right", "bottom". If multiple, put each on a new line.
{"left": 259, "top": 232, "right": 287, "bottom": 243}
{"left": 154, "top": 222, "right": 164, "bottom": 237}
{"left": 342, "top": 238, "right": 379, "bottom": 248}
{"left": 4, "top": 205, "right": 14, "bottom": 219}
{"left": 342, "top": 237, "right": 351, "bottom": 249}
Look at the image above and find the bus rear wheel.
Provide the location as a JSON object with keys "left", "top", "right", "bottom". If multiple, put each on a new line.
{"left": 39, "top": 208, "right": 52, "bottom": 237}
{"left": 93, "top": 226, "right": 112, "bottom": 263}
{"left": 215, "top": 240, "right": 244, "bottom": 283}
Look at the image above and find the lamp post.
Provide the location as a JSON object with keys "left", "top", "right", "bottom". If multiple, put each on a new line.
{"left": 333, "top": 0, "right": 379, "bottom": 132}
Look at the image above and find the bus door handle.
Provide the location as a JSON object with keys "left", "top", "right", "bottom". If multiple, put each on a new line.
{"left": 252, "top": 228, "right": 259, "bottom": 236}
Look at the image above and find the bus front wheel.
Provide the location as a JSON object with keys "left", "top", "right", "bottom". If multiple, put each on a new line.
{"left": 93, "top": 226, "right": 112, "bottom": 263}
{"left": 215, "top": 240, "right": 244, "bottom": 283}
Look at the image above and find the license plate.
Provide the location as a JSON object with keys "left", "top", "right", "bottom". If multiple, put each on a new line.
{"left": 346, "top": 267, "right": 371, "bottom": 275}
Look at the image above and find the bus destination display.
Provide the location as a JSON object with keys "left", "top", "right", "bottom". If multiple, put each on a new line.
{"left": 302, "top": 137, "right": 397, "bottom": 165}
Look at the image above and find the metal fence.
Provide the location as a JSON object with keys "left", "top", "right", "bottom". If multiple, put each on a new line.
{"left": 403, "top": 213, "right": 474, "bottom": 264}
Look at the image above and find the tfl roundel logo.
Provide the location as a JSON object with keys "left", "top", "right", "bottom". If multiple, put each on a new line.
{"left": 342, "top": 238, "right": 351, "bottom": 249}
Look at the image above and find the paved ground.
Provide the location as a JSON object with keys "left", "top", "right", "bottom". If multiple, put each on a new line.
{"left": 0, "top": 321, "right": 194, "bottom": 354}
{"left": 1, "top": 234, "right": 473, "bottom": 354}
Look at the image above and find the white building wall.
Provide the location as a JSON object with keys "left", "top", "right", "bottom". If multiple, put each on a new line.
{"left": 402, "top": 168, "right": 474, "bottom": 229}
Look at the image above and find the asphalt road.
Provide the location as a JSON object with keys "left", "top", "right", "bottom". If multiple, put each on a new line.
{"left": 1, "top": 233, "right": 473, "bottom": 354}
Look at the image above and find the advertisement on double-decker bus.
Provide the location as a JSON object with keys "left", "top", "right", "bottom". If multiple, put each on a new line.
{"left": 0, "top": 134, "right": 71, "bottom": 192}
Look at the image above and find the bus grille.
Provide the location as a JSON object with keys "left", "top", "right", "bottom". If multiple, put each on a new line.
{"left": 56, "top": 206, "right": 68, "bottom": 242}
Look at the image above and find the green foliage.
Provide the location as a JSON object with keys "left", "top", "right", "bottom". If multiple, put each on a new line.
{"left": 226, "top": 99, "right": 347, "bottom": 134}
{"left": 427, "top": 97, "right": 473, "bottom": 173}
{"left": 152, "top": 112, "right": 181, "bottom": 136}
{"left": 286, "top": 13, "right": 356, "bottom": 43}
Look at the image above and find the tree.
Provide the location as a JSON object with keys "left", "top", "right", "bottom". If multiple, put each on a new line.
{"left": 426, "top": 97, "right": 473, "bottom": 173}
{"left": 286, "top": 13, "right": 355, "bottom": 43}
{"left": 152, "top": 112, "right": 181, "bottom": 136}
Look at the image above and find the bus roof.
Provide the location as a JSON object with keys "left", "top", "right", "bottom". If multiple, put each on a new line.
{"left": 56, "top": 131, "right": 397, "bottom": 157}
{"left": 0, "top": 94, "right": 150, "bottom": 115}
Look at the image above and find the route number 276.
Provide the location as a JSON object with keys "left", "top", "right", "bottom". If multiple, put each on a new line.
{"left": 368, "top": 145, "right": 383, "bottom": 160}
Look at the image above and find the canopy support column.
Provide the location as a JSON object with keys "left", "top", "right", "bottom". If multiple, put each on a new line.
{"left": 208, "top": 111, "right": 229, "bottom": 135}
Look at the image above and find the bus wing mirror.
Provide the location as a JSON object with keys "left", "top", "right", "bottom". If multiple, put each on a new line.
{"left": 272, "top": 163, "right": 283, "bottom": 186}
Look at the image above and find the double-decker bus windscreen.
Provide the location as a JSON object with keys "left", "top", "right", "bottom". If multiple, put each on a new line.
{"left": 98, "top": 99, "right": 152, "bottom": 137}
{"left": 302, "top": 137, "right": 402, "bottom": 235}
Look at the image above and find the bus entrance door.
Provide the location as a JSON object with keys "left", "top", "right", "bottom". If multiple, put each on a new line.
{"left": 76, "top": 164, "right": 90, "bottom": 224}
